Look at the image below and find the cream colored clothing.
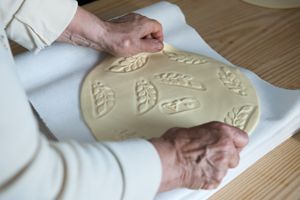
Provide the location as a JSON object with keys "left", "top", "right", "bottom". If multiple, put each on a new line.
{"left": 0, "top": 1, "right": 162, "bottom": 199}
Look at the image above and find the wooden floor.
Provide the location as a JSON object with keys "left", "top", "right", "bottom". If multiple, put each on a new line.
{"left": 10, "top": 0, "right": 300, "bottom": 199}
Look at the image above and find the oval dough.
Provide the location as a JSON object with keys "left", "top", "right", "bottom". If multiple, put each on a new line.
{"left": 80, "top": 44, "right": 260, "bottom": 141}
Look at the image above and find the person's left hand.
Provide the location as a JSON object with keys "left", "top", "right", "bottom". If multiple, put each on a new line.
{"left": 58, "top": 7, "right": 164, "bottom": 57}
{"left": 102, "top": 13, "right": 164, "bottom": 56}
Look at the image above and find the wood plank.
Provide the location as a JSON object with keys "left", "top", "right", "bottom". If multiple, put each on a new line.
{"left": 210, "top": 130, "right": 300, "bottom": 200}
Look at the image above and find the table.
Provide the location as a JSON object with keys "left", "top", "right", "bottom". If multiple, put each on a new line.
{"left": 10, "top": 0, "right": 300, "bottom": 199}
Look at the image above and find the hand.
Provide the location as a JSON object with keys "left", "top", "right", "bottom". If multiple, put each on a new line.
{"left": 101, "top": 13, "right": 164, "bottom": 56}
{"left": 58, "top": 7, "right": 164, "bottom": 57}
{"left": 150, "top": 121, "right": 249, "bottom": 192}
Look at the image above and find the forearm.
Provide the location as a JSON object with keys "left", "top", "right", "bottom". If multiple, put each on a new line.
{"left": 150, "top": 138, "right": 182, "bottom": 192}
{"left": 57, "top": 7, "right": 107, "bottom": 51}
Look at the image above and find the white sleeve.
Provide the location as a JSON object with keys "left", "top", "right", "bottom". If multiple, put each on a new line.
{"left": 0, "top": 5, "right": 162, "bottom": 199}
{"left": 1, "top": 0, "right": 77, "bottom": 52}
{"left": 0, "top": 56, "right": 162, "bottom": 200}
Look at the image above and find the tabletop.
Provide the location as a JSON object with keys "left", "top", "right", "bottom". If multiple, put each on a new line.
{"left": 10, "top": 0, "right": 300, "bottom": 199}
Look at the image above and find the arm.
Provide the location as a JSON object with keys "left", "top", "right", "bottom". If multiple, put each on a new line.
{"left": 56, "top": 5, "right": 249, "bottom": 192}
{"left": 0, "top": 0, "right": 248, "bottom": 199}
{"left": 59, "top": 7, "right": 249, "bottom": 191}
{"left": 2, "top": 0, "right": 163, "bottom": 56}
{"left": 0, "top": 34, "right": 162, "bottom": 200}
{"left": 57, "top": 7, "right": 164, "bottom": 56}
{"left": 1, "top": 1, "right": 162, "bottom": 199}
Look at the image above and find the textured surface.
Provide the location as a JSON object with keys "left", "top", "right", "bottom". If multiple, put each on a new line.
{"left": 80, "top": 44, "right": 259, "bottom": 140}
{"left": 242, "top": 0, "right": 300, "bottom": 9}
{"left": 10, "top": 0, "right": 300, "bottom": 199}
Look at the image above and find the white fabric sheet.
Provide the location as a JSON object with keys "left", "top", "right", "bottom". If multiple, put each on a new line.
{"left": 14, "top": 1, "right": 300, "bottom": 199}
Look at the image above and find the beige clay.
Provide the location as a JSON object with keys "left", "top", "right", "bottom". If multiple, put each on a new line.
{"left": 80, "top": 44, "right": 260, "bottom": 141}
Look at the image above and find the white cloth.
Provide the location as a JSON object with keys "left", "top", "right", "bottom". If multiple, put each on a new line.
{"left": 0, "top": 1, "right": 162, "bottom": 200}
{"left": 14, "top": 1, "right": 300, "bottom": 200}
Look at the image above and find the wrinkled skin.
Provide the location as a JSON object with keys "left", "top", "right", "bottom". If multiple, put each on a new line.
{"left": 102, "top": 13, "right": 164, "bottom": 56}
{"left": 58, "top": 7, "right": 164, "bottom": 56}
{"left": 150, "top": 122, "right": 249, "bottom": 192}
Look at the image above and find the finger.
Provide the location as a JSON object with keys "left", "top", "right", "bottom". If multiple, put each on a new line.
{"left": 209, "top": 139, "right": 240, "bottom": 168}
{"left": 145, "top": 19, "right": 164, "bottom": 41}
{"left": 206, "top": 169, "right": 227, "bottom": 190}
{"left": 201, "top": 178, "right": 220, "bottom": 190}
{"left": 142, "top": 34, "right": 153, "bottom": 39}
{"left": 228, "top": 150, "right": 240, "bottom": 168}
{"left": 232, "top": 128, "right": 249, "bottom": 150}
{"left": 236, "top": 146, "right": 244, "bottom": 153}
{"left": 142, "top": 31, "right": 163, "bottom": 41}
{"left": 151, "top": 29, "right": 164, "bottom": 42}
{"left": 208, "top": 150, "right": 231, "bottom": 169}
{"left": 213, "top": 168, "right": 227, "bottom": 184}
{"left": 182, "top": 147, "right": 206, "bottom": 163}
{"left": 141, "top": 31, "right": 164, "bottom": 42}
{"left": 140, "top": 20, "right": 164, "bottom": 42}
{"left": 212, "top": 122, "right": 249, "bottom": 150}
{"left": 197, "top": 160, "right": 216, "bottom": 189}
{"left": 200, "top": 168, "right": 227, "bottom": 190}
{"left": 139, "top": 39, "right": 163, "bottom": 53}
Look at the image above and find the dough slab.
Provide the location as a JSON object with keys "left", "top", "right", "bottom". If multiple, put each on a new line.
{"left": 80, "top": 44, "right": 260, "bottom": 141}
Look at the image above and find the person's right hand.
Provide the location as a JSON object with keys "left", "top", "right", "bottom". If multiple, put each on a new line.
{"left": 150, "top": 121, "right": 249, "bottom": 192}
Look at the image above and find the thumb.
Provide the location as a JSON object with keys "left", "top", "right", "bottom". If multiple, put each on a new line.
{"left": 139, "top": 39, "right": 164, "bottom": 53}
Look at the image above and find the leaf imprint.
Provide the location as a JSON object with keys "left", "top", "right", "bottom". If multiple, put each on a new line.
{"left": 153, "top": 72, "right": 206, "bottom": 90}
{"left": 163, "top": 51, "right": 207, "bottom": 64}
{"left": 224, "top": 105, "right": 256, "bottom": 130}
{"left": 106, "top": 53, "right": 148, "bottom": 73}
{"left": 91, "top": 80, "right": 115, "bottom": 118}
{"left": 217, "top": 66, "right": 247, "bottom": 96}
{"left": 135, "top": 78, "right": 158, "bottom": 114}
